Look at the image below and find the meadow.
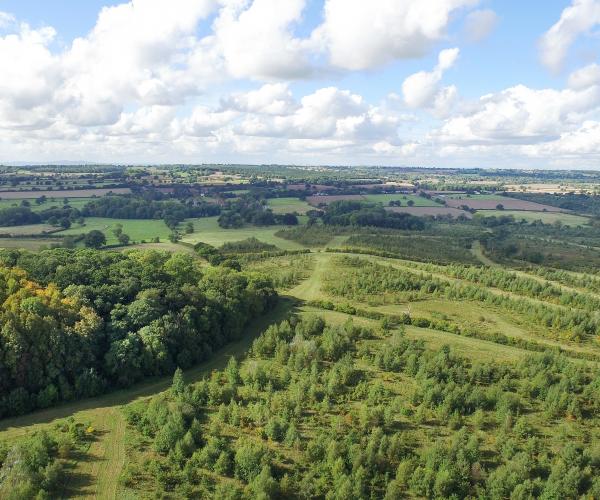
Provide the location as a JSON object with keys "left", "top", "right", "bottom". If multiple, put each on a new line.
{"left": 60, "top": 217, "right": 173, "bottom": 244}
{"left": 477, "top": 210, "right": 590, "bottom": 226}
{"left": 267, "top": 197, "right": 313, "bottom": 214}
{"left": 181, "top": 216, "right": 307, "bottom": 250}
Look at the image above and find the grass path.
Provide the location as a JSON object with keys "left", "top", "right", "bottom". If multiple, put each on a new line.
{"left": 0, "top": 300, "right": 293, "bottom": 498}
{"left": 286, "top": 253, "right": 331, "bottom": 301}
{"left": 471, "top": 240, "right": 498, "bottom": 267}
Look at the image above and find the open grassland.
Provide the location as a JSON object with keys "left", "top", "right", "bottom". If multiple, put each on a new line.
{"left": 267, "top": 197, "right": 313, "bottom": 214}
{"left": 446, "top": 195, "right": 562, "bottom": 211}
{"left": 477, "top": 209, "right": 589, "bottom": 225}
{"left": 362, "top": 193, "right": 442, "bottom": 206}
{"left": 0, "top": 223, "right": 58, "bottom": 235}
{"left": 386, "top": 206, "right": 472, "bottom": 218}
{"left": 0, "top": 238, "right": 58, "bottom": 250}
{"left": 307, "top": 193, "right": 441, "bottom": 207}
{"left": 60, "top": 217, "right": 172, "bottom": 244}
{"left": 0, "top": 188, "right": 130, "bottom": 199}
{"left": 0, "top": 196, "right": 97, "bottom": 211}
{"left": 181, "top": 216, "right": 306, "bottom": 250}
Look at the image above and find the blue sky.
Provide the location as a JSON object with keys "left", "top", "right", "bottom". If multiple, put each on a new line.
{"left": 0, "top": 0, "right": 599, "bottom": 167}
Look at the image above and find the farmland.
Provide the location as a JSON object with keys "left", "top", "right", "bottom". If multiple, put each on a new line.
{"left": 1, "top": 164, "right": 600, "bottom": 498}
{"left": 477, "top": 210, "right": 590, "bottom": 226}
{"left": 445, "top": 195, "right": 562, "bottom": 211}
{"left": 267, "top": 197, "right": 313, "bottom": 214}
{"left": 0, "top": 187, "right": 131, "bottom": 199}
{"left": 60, "top": 217, "right": 172, "bottom": 244}
{"left": 181, "top": 216, "right": 306, "bottom": 250}
{"left": 386, "top": 206, "right": 472, "bottom": 218}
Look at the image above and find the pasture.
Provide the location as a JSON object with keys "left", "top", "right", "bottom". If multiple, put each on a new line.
{"left": 306, "top": 193, "right": 441, "bottom": 207}
{"left": 386, "top": 206, "right": 472, "bottom": 218}
{"left": 445, "top": 195, "right": 562, "bottom": 211}
{"left": 477, "top": 210, "right": 589, "bottom": 225}
{"left": 267, "top": 197, "right": 313, "bottom": 214}
{"left": 0, "top": 188, "right": 130, "bottom": 199}
{"left": 60, "top": 217, "right": 172, "bottom": 245}
{"left": 0, "top": 224, "right": 58, "bottom": 236}
{"left": 181, "top": 216, "right": 306, "bottom": 250}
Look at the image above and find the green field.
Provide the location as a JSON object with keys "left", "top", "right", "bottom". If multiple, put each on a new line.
{"left": 181, "top": 216, "right": 306, "bottom": 250}
{"left": 0, "top": 238, "right": 58, "bottom": 250}
{"left": 0, "top": 196, "right": 96, "bottom": 212}
{"left": 443, "top": 193, "right": 506, "bottom": 200}
{"left": 363, "top": 193, "right": 442, "bottom": 206}
{"left": 477, "top": 209, "right": 589, "bottom": 226}
{"left": 268, "top": 197, "right": 313, "bottom": 214}
{"left": 0, "top": 223, "right": 57, "bottom": 235}
{"left": 60, "top": 217, "right": 172, "bottom": 245}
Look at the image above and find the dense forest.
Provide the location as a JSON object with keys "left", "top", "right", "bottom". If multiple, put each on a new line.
{"left": 0, "top": 248, "right": 277, "bottom": 418}
{"left": 120, "top": 316, "right": 600, "bottom": 498}
{"left": 218, "top": 196, "right": 298, "bottom": 228}
{"left": 81, "top": 196, "right": 220, "bottom": 228}
{"left": 322, "top": 201, "right": 425, "bottom": 230}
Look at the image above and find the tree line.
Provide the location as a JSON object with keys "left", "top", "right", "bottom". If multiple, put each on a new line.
{"left": 0, "top": 248, "right": 277, "bottom": 418}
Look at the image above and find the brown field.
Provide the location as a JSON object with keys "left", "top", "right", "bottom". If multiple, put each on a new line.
{"left": 445, "top": 197, "right": 562, "bottom": 212}
{"left": 386, "top": 206, "right": 473, "bottom": 219}
{"left": 0, "top": 238, "right": 58, "bottom": 250}
{"left": 0, "top": 224, "right": 59, "bottom": 236}
{"left": 0, "top": 188, "right": 131, "bottom": 199}
{"left": 307, "top": 194, "right": 366, "bottom": 206}
{"left": 503, "top": 183, "right": 589, "bottom": 193}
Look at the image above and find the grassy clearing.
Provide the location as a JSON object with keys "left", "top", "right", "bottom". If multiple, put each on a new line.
{"left": 477, "top": 210, "right": 589, "bottom": 225}
{"left": 0, "top": 238, "right": 58, "bottom": 250}
{"left": 181, "top": 216, "right": 306, "bottom": 250}
{"left": 362, "top": 193, "right": 442, "bottom": 206}
{"left": 267, "top": 197, "right": 312, "bottom": 214}
{"left": 0, "top": 224, "right": 57, "bottom": 235}
{"left": 60, "top": 217, "right": 172, "bottom": 244}
{"left": 0, "top": 197, "right": 97, "bottom": 212}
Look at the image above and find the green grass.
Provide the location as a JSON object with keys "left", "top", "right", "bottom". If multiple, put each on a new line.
{"left": 444, "top": 193, "right": 506, "bottom": 200}
{"left": 477, "top": 210, "right": 589, "bottom": 226}
{"left": 60, "top": 217, "right": 172, "bottom": 245}
{"left": 0, "top": 238, "right": 59, "bottom": 250}
{"left": 362, "top": 193, "right": 442, "bottom": 206}
{"left": 0, "top": 224, "right": 57, "bottom": 235}
{"left": 0, "top": 197, "right": 96, "bottom": 212}
{"left": 268, "top": 197, "right": 313, "bottom": 214}
{"left": 181, "top": 216, "right": 306, "bottom": 250}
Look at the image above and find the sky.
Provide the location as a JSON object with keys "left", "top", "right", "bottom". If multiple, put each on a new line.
{"left": 0, "top": 0, "right": 599, "bottom": 168}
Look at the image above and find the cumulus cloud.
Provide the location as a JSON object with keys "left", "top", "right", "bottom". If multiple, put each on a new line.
{"left": 568, "top": 63, "right": 600, "bottom": 89}
{"left": 312, "top": 0, "right": 476, "bottom": 70}
{"left": 402, "top": 48, "right": 460, "bottom": 112}
{"left": 212, "top": 0, "right": 312, "bottom": 80}
{"left": 221, "top": 83, "right": 296, "bottom": 115}
{"left": 464, "top": 9, "right": 498, "bottom": 42}
{"left": 539, "top": 0, "right": 600, "bottom": 72}
{"left": 435, "top": 83, "right": 600, "bottom": 145}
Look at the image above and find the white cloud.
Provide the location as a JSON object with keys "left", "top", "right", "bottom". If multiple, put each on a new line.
{"left": 0, "top": 11, "right": 16, "bottom": 28}
{"left": 312, "top": 0, "right": 477, "bottom": 70}
{"left": 212, "top": 0, "right": 311, "bottom": 80}
{"left": 436, "top": 83, "right": 600, "bottom": 145}
{"left": 539, "top": 0, "right": 600, "bottom": 72}
{"left": 402, "top": 48, "right": 459, "bottom": 111}
{"left": 568, "top": 63, "right": 600, "bottom": 89}
{"left": 221, "top": 83, "right": 296, "bottom": 115}
{"left": 464, "top": 9, "right": 498, "bottom": 42}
